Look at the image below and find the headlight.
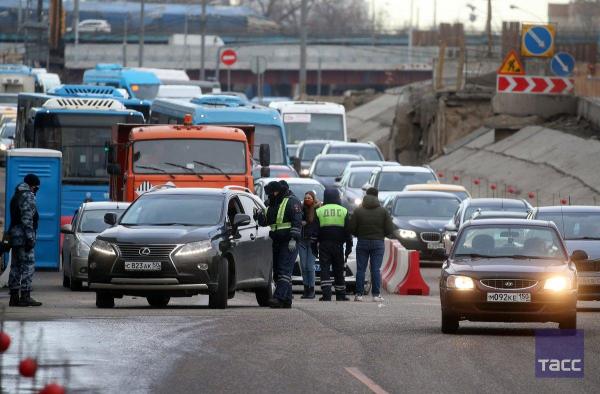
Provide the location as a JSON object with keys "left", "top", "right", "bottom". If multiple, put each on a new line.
{"left": 447, "top": 275, "right": 475, "bottom": 290}
{"left": 174, "top": 240, "right": 212, "bottom": 258}
{"left": 75, "top": 239, "right": 91, "bottom": 258}
{"left": 90, "top": 240, "right": 116, "bottom": 257}
{"left": 395, "top": 229, "right": 417, "bottom": 239}
{"left": 0, "top": 143, "right": 6, "bottom": 151}
{"left": 301, "top": 169, "right": 310, "bottom": 176}
{"left": 353, "top": 198, "right": 362, "bottom": 206}
{"left": 544, "top": 276, "right": 571, "bottom": 291}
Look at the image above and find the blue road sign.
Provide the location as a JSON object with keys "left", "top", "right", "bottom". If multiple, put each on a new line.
{"left": 523, "top": 25, "right": 553, "bottom": 56}
{"left": 551, "top": 52, "right": 576, "bottom": 77}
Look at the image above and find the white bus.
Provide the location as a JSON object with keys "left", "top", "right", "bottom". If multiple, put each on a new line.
{"left": 270, "top": 101, "right": 347, "bottom": 145}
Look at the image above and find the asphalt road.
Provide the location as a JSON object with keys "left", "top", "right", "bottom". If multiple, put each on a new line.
{"left": 1, "top": 268, "right": 599, "bottom": 393}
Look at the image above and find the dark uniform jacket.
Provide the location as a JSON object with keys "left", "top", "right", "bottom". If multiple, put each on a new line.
{"left": 9, "top": 182, "right": 39, "bottom": 248}
{"left": 258, "top": 190, "right": 303, "bottom": 244}
{"left": 315, "top": 189, "right": 352, "bottom": 247}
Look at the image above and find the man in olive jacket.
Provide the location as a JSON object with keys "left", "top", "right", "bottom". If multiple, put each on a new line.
{"left": 348, "top": 187, "right": 395, "bottom": 302}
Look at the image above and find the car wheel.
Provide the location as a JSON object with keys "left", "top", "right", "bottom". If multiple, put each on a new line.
{"left": 559, "top": 314, "right": 577, "bottom": 330}
{"left": 255, "top": 271, "right": 273, "bottom": 307}
{"left": 209, "top": 258, "right": 228, "bottom": 309}
{"left": 69, "top": 257, "right": 83, "bottom": 291}
{"left": 62, "top": 270, "right": 70, "bottom": 288}
{"left": 441, "top": 312, "right": 459, "bottom": 334}
{"left": 96, "top": 292, "right": 115, "bottom": 308}
{"left": 147, "top": 295, "right": 170, "bottom": 308}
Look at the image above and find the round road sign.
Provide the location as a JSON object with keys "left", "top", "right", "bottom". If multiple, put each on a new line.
{"left": 221, "top": 49, "right": 237, "bottom": 66}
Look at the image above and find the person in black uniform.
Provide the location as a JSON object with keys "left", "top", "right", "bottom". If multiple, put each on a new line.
{"left": 256, "top": 180, "right": 302, "bottom": 308}
{"left": 315, "top": 187, "right": 353, "bottom": 302}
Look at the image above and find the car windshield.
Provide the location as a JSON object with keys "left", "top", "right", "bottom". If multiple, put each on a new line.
{"left": 348, "top": 171, "right": 373, "bottom": 188}
{"left": 300, "top": 143, "right": 326, "bottom": 161}
{"left": 120, "top": 195, "right": 223, "bottom": 226}
{"left": 536, "top": 212, "right": 600, "bottom": 240}
{"left": 464, "top": 204, "right": 527, "bottom": 221}
{"left": 284, "top": 114, "right": 344, "bottom": 143}
{"left": 393, "top": 197, "right": 459, "bottom": 218}
{"left": 315, "top": 158, "right": 354, "bottom": 177}
{"left": 329, "top": 146, "right": 382, "bottom": 161}
{"left": 288, "top": 183, "right": 325, "bottom": 201}
{"left": 253, "top": 125, "right": 285, "bottom": 165}
{"left": 378, "top": 172, "right": 437, "bottom": 191}
{"left": 1, "top": 123, "right": 15, "bottom": 138}
{"left": 79, "top": 209, "right": 126, "bottom": 233}
{"left": 454, "top": 226, "right": 566, "bottom": 260}
{"left": 131, "top": 84, "right": 159, "bottom": 100}
{"left": 133, "top": 139, "right": 246, "bottom": 175}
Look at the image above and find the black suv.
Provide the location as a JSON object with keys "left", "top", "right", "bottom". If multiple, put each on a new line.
{"left": 88, "top": 187, "right": 273, "bottom": 309}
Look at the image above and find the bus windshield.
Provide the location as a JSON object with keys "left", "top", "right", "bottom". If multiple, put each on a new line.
{"left": 254, "top": 125, "right": 285, "bottom": 165}
{"left": 130, "top": 84, "right": 159, "bottom": 100}
{"left": 284, "top": 113, "right": 344, "bottom": 143}
{"left": 34, "top": 113, "right": 138, "bottom": 183}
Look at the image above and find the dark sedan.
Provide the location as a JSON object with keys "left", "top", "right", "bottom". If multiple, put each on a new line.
{"left": 383, "top": 192, "right": 461, "bottom": 259}
{"left": 88, "top": 187, "right": 273, "bottom": 309}
{"left": 530, "top": 206, "right": 600, "bottom": 300}
{"left": 440, "top": 219, "right": 579, "bottom": 333}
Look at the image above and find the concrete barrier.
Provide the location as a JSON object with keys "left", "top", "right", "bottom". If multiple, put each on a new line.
{"left": 381, "top": 240, "right": 430, "bottom": 296}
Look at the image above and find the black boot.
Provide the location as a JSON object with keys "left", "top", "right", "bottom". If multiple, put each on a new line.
{"left": 306, "top": 287, "right": 315, "bottom": 299}
{"left": 336, "top": 295, "right": 350, "bottom": 301}
{"left": 9, "top": 290, "right": 19, "bottom": 307}
{"left": 17, "top": 292, "right": 42, "bottom": 307}
{"left": 268, "top": 298, "right": 291, "bottom": 309}
{"left": 301, "top": 286, "right": 310, "bottom": 299}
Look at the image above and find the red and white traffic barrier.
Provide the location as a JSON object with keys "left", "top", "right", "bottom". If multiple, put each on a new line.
{"left": 496, "top": 75, "right": 574, "bottom": 95}
{"left": 381, "top": 240, "right": 430, "bottom": 296}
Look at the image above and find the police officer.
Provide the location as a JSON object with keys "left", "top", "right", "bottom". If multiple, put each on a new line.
{"left": 256, "top": 180, "right": 302, "bottom": 308}
{"left": 315, "top": 188, "right": 353, "bottom": 301}
{"left": 8, "top": 174, "right": 42, "bottom": 307}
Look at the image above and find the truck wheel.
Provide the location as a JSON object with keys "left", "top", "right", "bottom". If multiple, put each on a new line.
{"left": 147, "top": 295, "right": 170, "bottom": 308}
{"left": 209, "top": 258, "right": 228, "bottom": 309}
{"left": 559, "top": 313, "right": 577, "bottom": 331}
{"left": 441, "top": 312, "right": 459, "bottom": 334}
{"left": 96, "top": 292, "right": 115, "bottom": 308}
{"left": 255, "top": 271, "right": 273, "bottom": 307}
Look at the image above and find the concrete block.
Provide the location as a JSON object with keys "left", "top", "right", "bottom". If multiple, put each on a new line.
{"left": 492, "top": 93, "right": 578, "bottom": 118}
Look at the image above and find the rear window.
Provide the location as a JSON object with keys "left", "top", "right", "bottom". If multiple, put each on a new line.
{"left": 315, "top": 159, "right": 353, "bottom": 177}
{"left": 377, "top": 172, "right": 437, "bottom": 192}
{"left": 465, "top": 204, "right": 528, "bottom": 221}
{"left": 329, "top": 146, "right": 382, "bottom": 161}
{"left": 536, "top": 211, "right": 600, "bottom": 240}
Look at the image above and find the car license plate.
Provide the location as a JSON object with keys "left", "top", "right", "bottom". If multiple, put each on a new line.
{"left": 124, "top": 262, "right": 161, "bottom": 271}
{"left": 427, "top": 242, "right": 444, "bottom": 250}
{"left": 578, "top": 276, "right": 600, "bottom": 286}
{"left": 487, "top": 292, "right": 531, "bottom": 302}
{"left": 314, "top": 263, "right": 320, "bottom": 272}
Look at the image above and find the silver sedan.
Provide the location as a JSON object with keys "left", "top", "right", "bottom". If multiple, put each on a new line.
{"left": 61, "top": 202, "right": 130, "bottom": 291}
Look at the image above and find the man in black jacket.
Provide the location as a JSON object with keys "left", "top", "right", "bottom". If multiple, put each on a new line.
{"left": 315, "top": 188, "right": 353, "bottom": 301}
{"left": 257, "top": 180, "right": 303, "bottom": 308}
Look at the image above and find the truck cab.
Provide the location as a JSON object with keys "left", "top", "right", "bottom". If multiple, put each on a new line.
{"left": 83, "top": 64, "right": 160, "bottom": 101}
{"left": 108, "top": 121, "right": 269, "bottom": 202}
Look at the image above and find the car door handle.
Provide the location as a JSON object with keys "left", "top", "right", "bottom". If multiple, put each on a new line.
{"left": 250, "top": 234, "right": 256, "bottom": 241}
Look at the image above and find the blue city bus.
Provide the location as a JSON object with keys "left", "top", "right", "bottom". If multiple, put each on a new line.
{"left": 83, "top": 64, "right": 161, "bottom": 101}
{"left": 15, "top": 94, "right": 145, "bottom": 224}
{"left": 150, "top": 95, "right": 289, "bottom": 166}
{"left": 48, "top": 84, "right": 151, "bottom": 120}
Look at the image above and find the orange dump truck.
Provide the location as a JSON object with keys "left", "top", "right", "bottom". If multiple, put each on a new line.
{"left": 107, "top": 122, "right": 270, "bottom": 201}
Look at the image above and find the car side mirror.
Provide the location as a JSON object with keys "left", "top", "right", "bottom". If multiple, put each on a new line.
{"left": 104, "top": 213, "right": 118, "bottom": 226}
{"left": 60, "top": 224, "right": 74, "bottom": 234}
{"left": 361, "top": 183, "right": 369, "bottom": 191}
{"left": 571, "top": 250, "right": 588, "bottom": 262}
{"left": 259, "top": 143, "right": 270, "bottom": 167}
{"left": 292, "top": 157, "right": 301, "bottom": 175}
{"left": 335, "top": 176, "right": 342, "bottom": 182}
{"left": 445, "top": 223, "right": 457, "bottom": 232}
{"left": 107, "top": 163, "right": 121, "bottom": 175}
{"left": 233, "top": 213, "right": 251, "bottom": 228}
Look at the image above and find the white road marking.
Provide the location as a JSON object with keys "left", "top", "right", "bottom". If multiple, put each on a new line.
{"left": 345, "top": 367, "right": 389, "bottom": 394}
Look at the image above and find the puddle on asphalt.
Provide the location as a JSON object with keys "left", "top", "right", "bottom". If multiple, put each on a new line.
{"left": 0, "top": 317, "right": 215, "bottom": 393}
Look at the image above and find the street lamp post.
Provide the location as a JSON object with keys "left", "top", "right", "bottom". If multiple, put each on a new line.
{"left": 509, "top": 4, "right": 544, "bottom": 22}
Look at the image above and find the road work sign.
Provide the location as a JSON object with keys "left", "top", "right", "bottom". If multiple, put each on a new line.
{"left": 551, "top": 52, "right": 575, "bottom": 77}
{"left": 498, "top": 50, "right": 525, "bottom": 75}
{"left": 497, "top": 75, "right": 574, "bottom": 95}
{"left": 521, "top": 24, "right": 555, "bottom": 58}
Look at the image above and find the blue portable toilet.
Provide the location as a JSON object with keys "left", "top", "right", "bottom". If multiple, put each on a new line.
{"left": 4, "top": 149, "right": 62, "bottom": 270}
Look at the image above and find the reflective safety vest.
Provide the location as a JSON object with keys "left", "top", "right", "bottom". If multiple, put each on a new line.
{"left": 316, "top": 204, "right": 347, "bottom": 227}
{"left": 270, "top": 197, "right": 291, "bottom": 231}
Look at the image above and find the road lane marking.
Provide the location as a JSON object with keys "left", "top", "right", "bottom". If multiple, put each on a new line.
{"left": 345, "top": 367, "right": 389, "bottom": 394}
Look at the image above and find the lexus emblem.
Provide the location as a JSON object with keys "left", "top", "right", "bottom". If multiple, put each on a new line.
{"left": 139, "top": 247, "right": 151, "bottom": 256}
{"left": 505, "top": 281, "right": 514, "bottom": 287}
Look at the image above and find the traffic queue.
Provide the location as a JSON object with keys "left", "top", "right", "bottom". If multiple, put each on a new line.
{"left": 2, "top": 65, "right": 599, "bottom": 335}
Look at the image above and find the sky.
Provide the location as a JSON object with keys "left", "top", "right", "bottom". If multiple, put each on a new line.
{"left": 375, "top": 0, "right": 571, "bottom": 31}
